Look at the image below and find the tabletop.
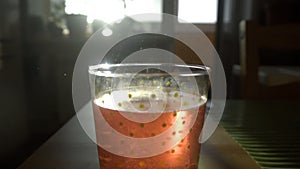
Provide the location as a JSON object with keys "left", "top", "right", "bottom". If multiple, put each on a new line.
{"left": 18, "top": 100, "right": 300, "bottom": 169}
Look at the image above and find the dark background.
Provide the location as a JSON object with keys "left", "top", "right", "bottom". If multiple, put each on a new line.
{"left": 0, "top": 0, "right": 299, "bottom": 168}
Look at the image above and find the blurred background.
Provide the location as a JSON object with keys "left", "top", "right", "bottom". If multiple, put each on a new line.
{"left": 0, "top": 0, "right": 299, "bottom": 168}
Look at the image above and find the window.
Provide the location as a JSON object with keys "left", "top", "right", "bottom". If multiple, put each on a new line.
{"left": 65, "top": 0, "right": 162, "bottom": 23}
{"left": 178, "top": 0, "right": 218, "bottom": 23}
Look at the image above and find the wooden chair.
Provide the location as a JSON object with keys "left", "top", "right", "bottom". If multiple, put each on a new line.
{"left": 238, "top": 20, "right": 300, "bottom": 99}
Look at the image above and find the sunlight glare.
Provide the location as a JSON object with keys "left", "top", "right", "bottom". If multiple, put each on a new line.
{"left": 87, "top": 0, "right": 125, "bottom": 24}
{"left": 178, "top": 0, "right": 217, "bottom": 23}
{"left": 65, "top": 0, "right": 125, "bottom": 24}
{"left": 65, "top": 0, "right": 162, "bottom": 23}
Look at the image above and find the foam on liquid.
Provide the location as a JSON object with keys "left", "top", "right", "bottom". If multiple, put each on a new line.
{"left": 94, "top": 89, "right": 207, "bottom": 113}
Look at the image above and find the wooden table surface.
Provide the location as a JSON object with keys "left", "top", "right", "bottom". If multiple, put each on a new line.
{"left": 17, "top": 100, "right": 269, "bottom": 169}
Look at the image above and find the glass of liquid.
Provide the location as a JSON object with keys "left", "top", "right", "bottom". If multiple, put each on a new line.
{"left": 88, "top": 63, "right": 209, "bottom": 169}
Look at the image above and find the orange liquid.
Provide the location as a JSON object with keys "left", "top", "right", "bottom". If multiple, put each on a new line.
{"left": 93, "top": 91, "right": 206, "bottom": 169}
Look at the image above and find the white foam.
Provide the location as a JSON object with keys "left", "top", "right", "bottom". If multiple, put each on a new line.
{"left": 94, "top": 89, "right": 207, "bottom": 113}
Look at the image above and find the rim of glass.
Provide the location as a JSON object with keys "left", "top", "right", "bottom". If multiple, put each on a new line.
{"left": 88, "top": 63, "right": 210, "bottom": 77}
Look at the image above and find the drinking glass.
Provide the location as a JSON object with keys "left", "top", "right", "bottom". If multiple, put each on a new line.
{"left": 88, "top": 63, "right": 209, "bottom": 169}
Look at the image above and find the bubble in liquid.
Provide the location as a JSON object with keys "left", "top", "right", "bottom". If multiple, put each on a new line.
{"left": 166, "top": 81, "right": 171, "bottom": 86}
{"left": 139, "top": 161, "right": 146, "bottom": 167}
{"left": 139, "top": 103, "right": 145, "bottom": 109}
{"left": 183, "top": 101, "right": 188, "bottom": 106}
{"left": 118, "top": 102, "right": 122, "bottom": 107}
{"left": 151, "top": 94, "right": 156, "bottom": 99}
{"left": 139, "top": 80, "right": 144, "bottom": 85}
